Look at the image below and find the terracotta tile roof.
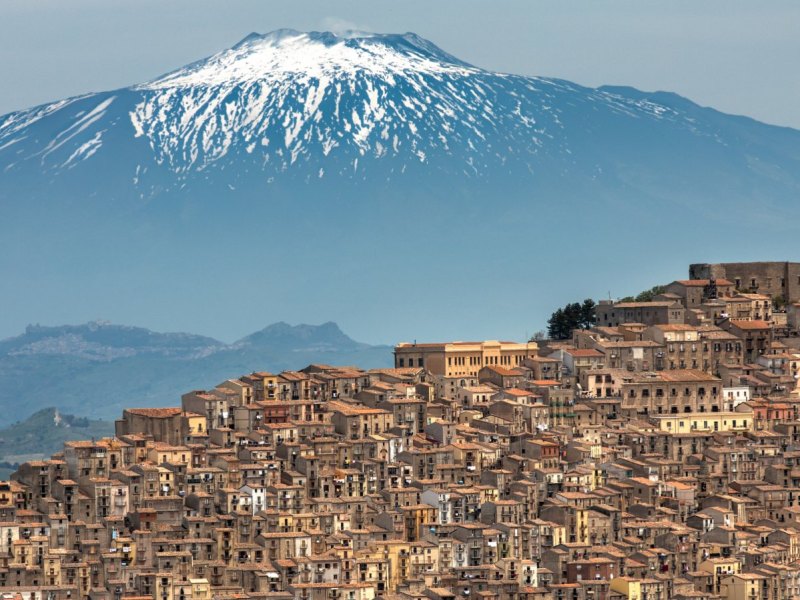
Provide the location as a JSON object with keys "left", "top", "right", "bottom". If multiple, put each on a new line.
{"left": 126, "top": 407, "right": 184, "bottom": 418}
{"left": 614, "top": 301, "right": 680, "bottom": 308}
{"left": 653, "top": 324, "right": 698, "bottom": 331}
{"left": 327, "top": 401, "right": 389, "bottom": 416}
{"left": 646, "top": 369, "right": 719, "bottom": 382}
{"left": 730, "top": 319, "right": 771, "bottom": 330}
{"left": 278, "top": 371, "right": 309, "bottom": 381}
{"left": 503, "top": 388, "right": 536, "bottom": 397}
{"left": 565, "top": 349, "right": 604, "bottom": 358}
{"left": 674, "top": 279, "right": 734, "bottom": 287}
{"left": 483, "top": 365, "right": 524, "bottom": 376}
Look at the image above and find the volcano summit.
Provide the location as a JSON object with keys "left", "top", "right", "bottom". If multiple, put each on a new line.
{"left": 1, "top": 29, "right": 712, "bottom": 186}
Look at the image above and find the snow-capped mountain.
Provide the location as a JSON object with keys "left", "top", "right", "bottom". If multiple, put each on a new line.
{"left": 124, "top": 29, "right": 681, "bottom": 180}
{"left": 5, "top": 29, "right": 794, "bottom": 191}
{"left": 1, "top": 30, "right": 799, "bottom": 347}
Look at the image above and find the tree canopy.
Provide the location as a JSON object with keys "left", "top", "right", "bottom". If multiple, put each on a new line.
{"left": 619, "top": 284, "right": 666, "bottom": 303}
{"left": 546, "top": 299, "right": 596, "bottom": 340}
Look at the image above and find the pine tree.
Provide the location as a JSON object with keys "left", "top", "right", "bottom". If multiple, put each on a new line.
{"left": 547, "top": 308, "right": 566, "bottom": 339}
{"left": 580, "top": 299, "right": 596, "bottom": 328}
{"left": 546, "top": 298, "right": 597, "bottom": 340}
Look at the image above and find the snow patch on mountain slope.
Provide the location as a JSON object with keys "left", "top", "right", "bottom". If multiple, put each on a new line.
{"left": 139, "top": 30, "right": 477, "bottom": 88}
{"left": 0, "top": 29, "right": 697, "bottom": 181}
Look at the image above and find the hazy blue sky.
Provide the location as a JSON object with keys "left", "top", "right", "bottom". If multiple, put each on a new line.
{"left": 1, "top": 0, "right": 799, "bottom": 128}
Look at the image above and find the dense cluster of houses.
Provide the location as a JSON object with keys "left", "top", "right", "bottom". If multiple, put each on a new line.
{"left": 4, "top": 262, "right": 800, "bottom": 600}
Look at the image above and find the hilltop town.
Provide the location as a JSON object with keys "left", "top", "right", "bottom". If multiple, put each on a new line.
{"left": 5, "top": 261, "right": 800, "bottom": 600}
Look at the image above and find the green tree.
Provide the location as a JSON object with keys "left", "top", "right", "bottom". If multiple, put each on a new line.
{"left": 635, "top": 285, "right": 666, "bottom": 302}
{"left": 580, "top": 299, "right": 596, "bottom": 328}
{"left": 547, "top": 308, "right": 566, "bottom": 340}
{"left": 617, "top": 285, "right": 666, "bottom": 303}
{"left": 547, "top": 299, "right": 597, "bottom": 340}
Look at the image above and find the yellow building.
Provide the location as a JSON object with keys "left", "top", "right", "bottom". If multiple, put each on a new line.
{"left": 190, "top": 578, "right": 211, "bottom": 600}
{"left": 394, "top": 340, "right": 538, "bottom": 378}
{"left": 394, "top": 340, "right": 537, "bottom": 399}
{"left": 329, "top": 401, "right": 393, "bottom": 440}
{"left": 611, "top": 577, "right": 642, "bottom": 600}
{"left": 700, "top": 557, "right": 741, "bottom": 595}
{"left": 401, "top": 504, "right": 437, "bottom": 542}
{"left": 719, "top": 573, "right": 766, "bottom": 600}
{"left": 147, "top": 442, "right": 192, "bottom": 466}
{"left": 610, "top": 577, "right": 666, "bottom": 600}
{"left": 652, "top": 410, "right": 751, "bottom": 434}
{"left": 361, "top": 539, "right": 437, "bottom": 593}
{"left": 574, "top": 507, "right": 589, "bottom": 544}
{"left": 118, "top": 408, "right": 206, "bottom": 445}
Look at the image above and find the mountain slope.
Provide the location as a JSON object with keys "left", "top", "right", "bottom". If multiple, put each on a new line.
{"left": 0, "top": 408, "right": 112, "bottom": 467}
{"left": 6, "top": 30, "right": 798, "bottom": 194}
{"left": 0, "top": 29, "right": 799, "bottom": 344}
{"left": 0, "top": 321, "right": 392, "bottom": 429}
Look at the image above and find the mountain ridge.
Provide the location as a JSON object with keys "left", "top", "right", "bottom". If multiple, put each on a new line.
{"left": 0, "top": 320, "right": 393, "bottom": 428}
{"left": 4, "top": 29, "right": 771, "bottom": 185}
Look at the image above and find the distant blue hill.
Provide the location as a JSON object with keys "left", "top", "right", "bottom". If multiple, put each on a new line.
{"left": 0, "top": 320, "right": 392, "bottom": 427}
{"left": 0, "top": 408, "right": 111, "bottom": 468}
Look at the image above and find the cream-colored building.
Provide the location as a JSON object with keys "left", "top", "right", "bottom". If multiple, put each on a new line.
{"left": 651, "top": 409, "right": 752, "bottom": 434}
{"left": 719, "top": 573, "right": 766, "bottom": 600}
{"left": 394, "top": 340, "right": 538, "bottom": 377}
{"left": 729, "top": 293, "right": 773, "bottom": 322}
{"left": 394, "top": 340, "right": 537, "bottom": 399}
{"left": 610, "top": 576, "right": 666, "bottom": 600}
